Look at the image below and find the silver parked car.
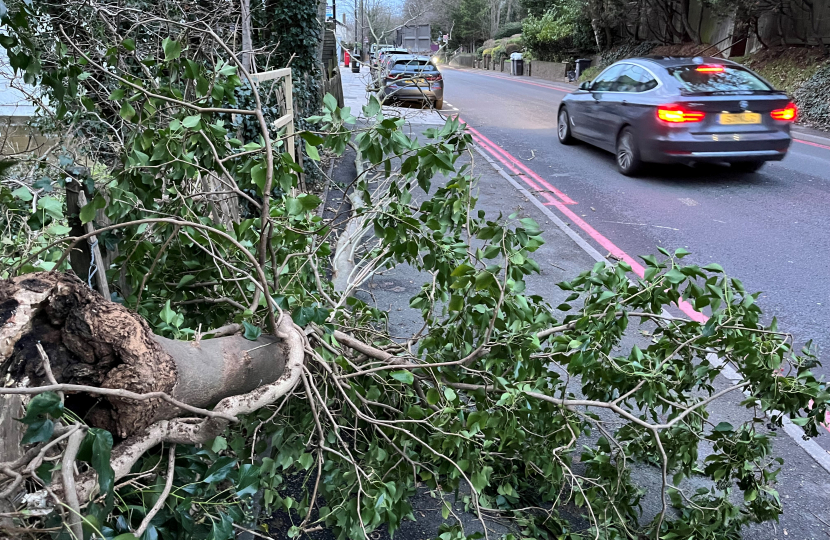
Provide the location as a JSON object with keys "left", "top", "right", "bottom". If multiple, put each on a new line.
{"left": 379, "top": 55, "right": 444, "bottom": 110}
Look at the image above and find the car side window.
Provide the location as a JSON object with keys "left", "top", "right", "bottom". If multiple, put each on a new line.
{"left": 619, "top": 65, "right": 659, "bottom": 92}
{"left": 590, "top": 65, "right": 625, "bottom": 92}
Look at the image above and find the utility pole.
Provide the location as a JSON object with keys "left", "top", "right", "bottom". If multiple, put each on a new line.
{"left": 359, "top": 0, "right": 364, "bottom": 61}
{"left": 353, "top": 0, "right": 357, "bottom": 48}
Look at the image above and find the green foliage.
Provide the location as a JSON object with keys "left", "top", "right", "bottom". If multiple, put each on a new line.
{"left": 522, "top": 0, "right": 595, "bottom": 61}
{"left": 2, "top": 1, "right": 829, "bottom": 540}
{"left": 794, "top": 64, "right": 830, "bottom": 131}
{"left": 450, "top": 0, "right": 489, "bottom": 48}
{"left": 494, "top": 22, "right": 525, "bottom": 40}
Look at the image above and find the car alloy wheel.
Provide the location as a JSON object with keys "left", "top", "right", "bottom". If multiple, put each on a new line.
{"left": 615, "top": 127, "right": 642, "bottom": 176}
{"left": 558, "top": 109, "right": 574, "bottom": 145}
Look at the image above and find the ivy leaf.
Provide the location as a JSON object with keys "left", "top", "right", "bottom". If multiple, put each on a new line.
{"left": 426, "top": 388, "right": 440, "bottom": 406}
{"left": 209, "top": 512, "right": 234, "bottom": 540}
{"left": 119, "top": 101, "right": 136, "bottom": 120}
{"left": 79, "top": 199, "right": 97, "bottom": 224}
{"left": 299, "top": 131, "right": 324, "bottom": 146}
{"left": 391, "top": 370, "right": 414, "bottom": 385}
{"left": 37, "top": 197, "right": 63, "bottom": 220}
{"left": 203, "top": 457, "right": 237, "bottom": 484}
{"left": 242, "top": 321, "right": 262, "bottom": 341}
{"left": 235, "top": 464, "right": 260, "bottom": 497}
{"left": 121, "top": 38, "right": 135, "bottom": 51}
{"left": 11, "top": 186, "right": 32, "bottom": 201}
{"left": 211, "top": 436, "right": 228, "bottom": 453}
{"left": 444, "top": 387, "right": 457, "bottom": 402}
{"left": 162, "top": 37, "right": 182, "bottom": 61}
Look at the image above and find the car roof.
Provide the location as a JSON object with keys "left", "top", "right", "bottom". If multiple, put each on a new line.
{"left": 630, "top": 56, "right": 742, "bottom": 69}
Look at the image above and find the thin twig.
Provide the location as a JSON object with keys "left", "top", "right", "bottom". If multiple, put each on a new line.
{"left": 135, "top": 444, "right": 176, "bottom": 537}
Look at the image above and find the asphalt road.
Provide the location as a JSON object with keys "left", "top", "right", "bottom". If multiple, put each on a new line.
{"left": 442, "top": 65, "right": 830, "bottom": 397}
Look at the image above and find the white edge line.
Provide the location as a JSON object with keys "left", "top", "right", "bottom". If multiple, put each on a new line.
{"left": 473, "top": 142, "right": 830, "bottom": 475}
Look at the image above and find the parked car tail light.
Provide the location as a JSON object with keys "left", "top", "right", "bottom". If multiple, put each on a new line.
{"left": 657, "top": 105, "right": 705, "bottom": 123}
{"left": 387, "top": 73, "right": 403, "bottom": 80}
{"left": 696, "top": 65, "right": 725, "bottom": 73}
{"left": 425, "top": 73, "right": 442, "bottom": 81}
{"left": 771, "top": 102, "right": 797, "bottom": 121}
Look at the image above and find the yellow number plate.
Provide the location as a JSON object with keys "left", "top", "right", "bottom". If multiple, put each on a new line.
{"left": 719, "top": 112, "right": 761, "bottom": 125}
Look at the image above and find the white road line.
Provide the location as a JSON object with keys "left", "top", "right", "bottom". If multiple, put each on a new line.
{"left": 473, "top": 142, "right": 830, "bottom": 475}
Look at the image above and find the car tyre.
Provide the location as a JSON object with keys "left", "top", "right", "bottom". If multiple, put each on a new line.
{"left": 616, "top": 127, "right": 643, "bottom": 176}
{"left": 558, "top": 108, "right": 575, "bottom": 145}
{"left": 732, "top": 160, "right": 765, "bottom": 173}
{"left": 434, "top": 99, "right": 443, "bottom": 110}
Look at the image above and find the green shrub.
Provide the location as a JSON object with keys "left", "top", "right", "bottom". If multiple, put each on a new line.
{"left": 495, "top": 21, "right": 524, "bottom": 40}
{"left": 505, "top": 43, "right": 521, "bottom": 55}
{"left": 794, "top": 64, "right": 830, "bottom": 130}
{"left": 522, "top": 0, "right": 595, "bottom": 62}
{"left": 578, "top": 64, "right": 601, "bottom": 82}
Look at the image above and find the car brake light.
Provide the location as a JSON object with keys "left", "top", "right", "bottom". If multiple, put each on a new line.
{"left": 771, "top": 102, "right": 797, "bottom": 121}
{"left": 657, "top": 105, "right": 705, "bottom": 123}
{"left": 425, "top": 74, "right": 442, "bottom": 81}
{"left": 696, "top": 65, "right": 725, "bottom": 73}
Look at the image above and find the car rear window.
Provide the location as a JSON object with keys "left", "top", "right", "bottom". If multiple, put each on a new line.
{"left": 393, "top": 60, "right": 435, "bottom": 70}
{"left": 668, "top": 65, "right": 772, "bottom": 93}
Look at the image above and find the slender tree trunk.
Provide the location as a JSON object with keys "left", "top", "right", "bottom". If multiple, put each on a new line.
{"left": 240, "top": 0, "right": 253, "bottom": 71}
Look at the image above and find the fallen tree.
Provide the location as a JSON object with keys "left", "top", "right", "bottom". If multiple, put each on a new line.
{"left": 1, "top": 1, "right": 829, "bottom": 539}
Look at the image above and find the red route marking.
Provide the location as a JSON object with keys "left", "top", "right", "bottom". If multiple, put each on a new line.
{"left": 794, "top": 138, "right": 830, "bottom": 151}
{"left": 466, "top": 119, "right": 830, "bottom": 432}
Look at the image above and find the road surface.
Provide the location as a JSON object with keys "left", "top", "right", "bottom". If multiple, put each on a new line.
{"left": 442, "top": 64, "right": 830, "bottom": 409}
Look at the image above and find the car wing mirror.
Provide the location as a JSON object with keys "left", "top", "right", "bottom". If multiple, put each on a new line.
{"left": 579, "top": 81, "right": 592, "bottom": 91}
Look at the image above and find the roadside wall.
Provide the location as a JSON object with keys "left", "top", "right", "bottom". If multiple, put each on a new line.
{"left": 450, "top": 53, "right": 475, "bottom": 68}
{"left": 527, "top": 60, "right": 568, "bottom": 82}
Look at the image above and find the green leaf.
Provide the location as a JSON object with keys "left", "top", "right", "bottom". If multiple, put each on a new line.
{"left": 426, "top": 388, "right": 440, "bottom": 405}
{"left": 242, "top": 321, "right": 262, "bottom": 341}
{"left": 713, "top": 422, "right": 733, "bottom": 432}
{"left": 297, "top": 452, "right": 314, "bottom": 470}
{"left": 391, "top": 370, "right": 414, "bottom": 385}
{"left": 444, "top": 387, "right": 457, "bottom": 402}
{"left": 211, "top": 436, "right": 228, "bottom": 452}
{"left": 210, "top": 512, "right": 234, "bottom": 540}
{"left": 113, "top": 535, "right": 140, "bottom": 540}
{"left": 663, "top": 268, "right": 686, "bottom": 284}
{"left": 305, "top": 140, "right": 320, "bottom": 160}
{"left": 299, "top": 131, "right": 324, "bottom": 146}
{"left": 235, "top": 464, "right": 260, "bottom": 497}
{"left": 182, "top": 115, "right": 201, "bottom": 129}
{"left": 22, "top": 392, "right": 63, "bottom": 421}
{"left": 21, "top": 418, "right": 54, "bottom": 445}
{"left": 675, "top": 247, "right": 691, "bottom": 258}
{"left": 448, "top": 294, "right": 464, "bottom": 311}
{"left": 162, "top": 37, "right": 182, "bottom": 61}
{"left": 203, "top": 456, "right": 237, "bottom": 483}
{"left": 703, "top": 263, "right": 725, "bottom": 273}
{"left": 121, "top": 38, "right": 136, "bottom": 51}
{"left": 11, "top": 186, "right": 32, "bottom": 201}
{"left": 79, "top": 200, "right": 97, "bottom": 224}
{"left": 87, "top": 428, "right": 114, "bottom": 497}
{"left": 37, "top": 197, "right": 63, "bottom": 220}
{"left": 159, "top": 300, "right": 176, "bottom": 325}
{"left": 119, "top": 101, "right": 135, "bottom": 120}
{"left": 251, "top": 162, "right": 266, "bottom": 193}
{"left": 363, "top": 94, "right": 381, "bottom": 117}
{"left": 177, "top": 275, "right": 196, "bottom": 288}
{"left": 46, "top": 224, "right": 71, "bottom": 236}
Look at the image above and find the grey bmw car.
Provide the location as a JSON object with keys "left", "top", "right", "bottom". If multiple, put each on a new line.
{"left": 558, "top": 56, "right": 796, "bottom": 176}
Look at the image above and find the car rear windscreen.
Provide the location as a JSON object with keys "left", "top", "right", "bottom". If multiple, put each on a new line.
{"left": 393, "top": 60, "right": 435, "bottom": 71}
{"left": 668, "top": 65, "right": 773, "bottom": 93}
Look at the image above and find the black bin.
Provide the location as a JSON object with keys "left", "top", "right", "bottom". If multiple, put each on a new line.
{"left": 512, "top": 59, "right": 524, "bottom": 76}
{"left": 351, "top": 58, "right": 360, "bottom": 73}
{"left": 575, "top": 58, "right": 592, "bottom": 79}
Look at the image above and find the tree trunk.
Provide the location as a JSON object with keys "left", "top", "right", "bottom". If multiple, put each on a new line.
{"left": 0, "top": 272, "right": 304, "bottom": 504}
{"left": 0, "top": 272, "right": 289, "bottom": 438}
{"left": 240, "top": 0, "right": 254, "bottom": 71}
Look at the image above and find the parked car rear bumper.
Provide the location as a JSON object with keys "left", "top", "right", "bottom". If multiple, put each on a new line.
{"left": 382, "top": 86, "right": 443, "bottom": 102}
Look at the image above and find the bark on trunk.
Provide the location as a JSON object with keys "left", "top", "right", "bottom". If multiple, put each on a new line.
{"left": 1, "top": 272, "right": 304, "bottom": 505}
{"left": 0, "top": 273, "right": 287, "bottom": 439}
